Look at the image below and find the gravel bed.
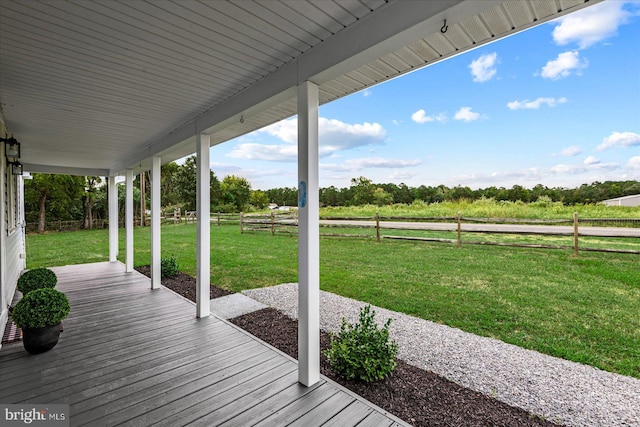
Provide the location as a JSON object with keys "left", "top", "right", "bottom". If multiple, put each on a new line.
{"left": 243, "top": 283, "right": 640, "bottom": 427}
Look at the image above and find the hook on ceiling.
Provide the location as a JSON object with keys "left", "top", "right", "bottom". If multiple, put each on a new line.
{"left": 440, "top": 19, "right": 448, "bottom": 34}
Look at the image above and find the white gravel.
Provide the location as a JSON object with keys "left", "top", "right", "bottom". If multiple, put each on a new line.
{"left": 243, "top": 283, "right": 640, "bottom": 427}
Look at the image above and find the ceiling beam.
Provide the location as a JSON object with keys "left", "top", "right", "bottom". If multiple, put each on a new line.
{"left": 22, "top": 163, "right": 110, "bottom": 177}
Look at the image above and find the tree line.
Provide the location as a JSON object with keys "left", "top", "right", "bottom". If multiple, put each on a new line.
{"left": 266, "top": 177, "right": 640, "bottom": 208}
{"left": 24, "top": 158, "right": 639, "bottom": 232}
{"left": 25, "top": 156, "right": 257, "bottom": 232}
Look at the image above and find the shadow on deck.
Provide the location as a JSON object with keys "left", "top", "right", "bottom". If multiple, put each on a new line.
{"left": 0, "top": 262, "right": 408, "bottom": 426}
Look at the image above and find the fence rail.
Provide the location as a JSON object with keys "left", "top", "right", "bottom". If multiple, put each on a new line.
{"left": 240, "top": 211, "right": 298, "bottom": 235}
{"left": 239, "top": 212, "right": 639, "bottom": 256}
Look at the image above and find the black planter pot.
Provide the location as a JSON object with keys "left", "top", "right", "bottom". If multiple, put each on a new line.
{"left": 22, "top": 324, "right": 62, "bottom": 354}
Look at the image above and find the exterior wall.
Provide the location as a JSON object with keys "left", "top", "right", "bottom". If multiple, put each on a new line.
{"left": 602, "top": 195, "right": 640, "bottom": 207}
{"left": 0, "top": 119, "right": 26, "bottom": 349}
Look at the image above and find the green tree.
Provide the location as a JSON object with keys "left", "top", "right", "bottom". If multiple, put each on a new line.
{"left": 25, "top": 174, "right": 84, "bottom": 232}
{"left": 83, "top": 176, "right": 102, "bottom": 229}
{"left": 161, "top": 162, "right": 180, "bottom": 206}
{"left": 372, "top": 187, "right": 393, "bottom": 206}
{"left": 250, "top": 190, "right": 269, "bottom": 209}
{"left": 221, "top": 175, "right": 252, "bottom": 212}
{"left": 350, "top": 176, "right": 375, "bottom": 206}
{"left": 173, "top": 156, "right": 221, "bottom": 211}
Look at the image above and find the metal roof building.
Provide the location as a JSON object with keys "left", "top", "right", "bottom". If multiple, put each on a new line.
{"left": 602, "top": 194, "right": 640, "bottom": 207}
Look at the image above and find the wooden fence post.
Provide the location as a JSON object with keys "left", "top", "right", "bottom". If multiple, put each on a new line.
{"left": 217, "top": 212, "right": 221, "bottom": 226}
{"left": 457, "top": 212, "right": 462, "bottom": 248}
{"left": 271, "top": 210, "right": 275, "bottom": 236}
{"left": 240, "top": 212, "right": 244, "bottom": 234}
{"left": 573, "top": 212, "right": 579, "bottom": 257}
{"left": 375, "top": 212, "right": 380, "bottom": 243}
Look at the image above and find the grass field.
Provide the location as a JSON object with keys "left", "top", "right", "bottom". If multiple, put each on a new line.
{"left": 26, "top": 223, "right": 640, "bottom": 379}
{"left": 321, "top": 199, "right": 640, "bottom": 219}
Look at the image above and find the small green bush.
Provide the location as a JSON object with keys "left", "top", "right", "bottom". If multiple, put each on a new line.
{"left": 161, "top": 257, "right": 179, "bottom": 278}
{"left": 323, "top": 304, "right": 398, "bottom": 382}
{"left": 17, "top": 268, "right": 57, "bottom": 295}
{"left": 12, "top": 288, "right": 70, "bottom": 329}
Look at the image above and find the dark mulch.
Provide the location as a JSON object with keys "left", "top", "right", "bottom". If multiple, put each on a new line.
{"left": 135, "top": 266, "right": 558, "bottom": 426}
{"left": 231, "top": 308, "right": 560, "bottom": 427}
{"left": 135, "top": 266, "right": 234, "bottom": 300}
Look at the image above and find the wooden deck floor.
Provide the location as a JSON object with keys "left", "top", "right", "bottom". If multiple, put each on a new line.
{"left": 0, "top": 262, "right": 408, "bottom": 427}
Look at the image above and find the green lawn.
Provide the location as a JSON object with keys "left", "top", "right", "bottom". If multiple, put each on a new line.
{"left": 26, "top": 224, "right": 640, "bottom": 379}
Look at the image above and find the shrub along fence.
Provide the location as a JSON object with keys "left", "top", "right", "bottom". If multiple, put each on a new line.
{"left": 240, "top": 213, "right": 640, "bottom": 256}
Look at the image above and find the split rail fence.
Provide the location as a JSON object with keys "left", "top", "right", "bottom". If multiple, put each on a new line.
{"left": 239, "top": 212, "right": 640, "bottom": 256}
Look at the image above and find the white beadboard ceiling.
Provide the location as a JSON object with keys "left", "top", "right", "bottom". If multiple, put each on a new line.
{"left": 0, "top": 0, "right": 600, "bottom": 176}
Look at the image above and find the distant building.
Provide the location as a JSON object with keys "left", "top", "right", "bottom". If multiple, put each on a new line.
{"left": 602, "top": 194, "right": 640, "bottom": 207}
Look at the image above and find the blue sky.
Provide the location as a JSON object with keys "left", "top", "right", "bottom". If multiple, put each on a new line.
{"left": 210, "top": 1, "right": 640, "bottom": 191}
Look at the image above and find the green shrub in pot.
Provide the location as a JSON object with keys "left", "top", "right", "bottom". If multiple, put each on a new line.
{"left": 17, "top": 268, "right": 57, "bottom": 295}
{"left": 11, "top": 288, "right": 70, "bottom": 354}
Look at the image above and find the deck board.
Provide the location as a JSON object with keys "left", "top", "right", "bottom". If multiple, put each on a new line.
{"left": 0, "top": 262, "right": 410, "bottom": 427}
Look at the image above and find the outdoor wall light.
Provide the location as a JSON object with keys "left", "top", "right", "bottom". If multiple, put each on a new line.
{"left": 9, "top": 161, "right": 23, "bottom": 175}
{"left": 2, "top": 134, "right": 21, "bottom": 159}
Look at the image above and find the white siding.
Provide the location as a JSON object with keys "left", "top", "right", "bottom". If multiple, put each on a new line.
{"left": 0, "top": 119, "right": 26, "bottom": 348}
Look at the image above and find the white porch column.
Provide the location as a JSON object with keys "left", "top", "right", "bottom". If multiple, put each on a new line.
{"left": 297, "top": 80, "right": 320, "bottom": 387}
{"left": 108, "top": 175, "right": 118, "bottom": 262}
{"left": 196, "top": 134, "right": 211, "bottom": 318}
{"left": 0, "top": 143, "right": 7, "bottom": 327}
{"left": 150, "top": 157, "right": 161, "bottom": 289}
{"left": 125, "top": 169, "right": 134, "bottom": 273}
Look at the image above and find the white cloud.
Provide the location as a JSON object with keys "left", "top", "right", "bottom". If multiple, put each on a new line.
{"left": 229, "top": 117, "right": 386, "bottom": 161}
{"left": 210, "top": 162, "right": 241, "bottom": 174}
{"left": 362, "top": 89, "right": 372, "bottom": 97}
{"left": 389, "top": 171, "right": 419, "bottom": 180}
{"left": 469, "top": 52, "right": 498, "bottom": 82}
{"left": 450, "top": 168, "right": 544, "bottom": 185}
{"left": 322, "top": 157, "right": 422, "bottom": 172}
{"left": 596, "top": 131, "right": 640, "bottom": 151}
{"left": 454, "top": 107, "right": 481, "bottom": 122}
{"left": 540, "top": 51, "right": 588, "bottom": 80}
{"left": 445, "top": 159, "right": 628, "bottom": 188}
{"left": 507, "top": 97, "right": 568, "bottom": 110}
{"left": 583, "top": 155, "right": 600, "bottom": 165}
{"left": 627, "top": 156, "right": 640, "bottom": 170}
{"left": 411, "top": 109, "right": 446, "bottom": 124}
{"left": 557, "top": 145, "right": 582, "bottom": 157}
{"left": 551, "top": 1, "right": 632, "bottom": 49}
{"left": 551, "top": 162, "right": 618, "bottom": 174}
{"left": 228, "top": 143, "right": 298, "bottom": 161}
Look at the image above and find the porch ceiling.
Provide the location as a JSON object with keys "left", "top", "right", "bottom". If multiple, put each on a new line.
{"left": 0, "top": 0, "right": 599, "bottom": 176}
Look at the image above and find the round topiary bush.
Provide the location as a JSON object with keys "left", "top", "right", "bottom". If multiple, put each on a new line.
{"left": 17, "top": 268, "right": 57, "bottom": 295}
{"left": 11, "top": 288, "right": 70, "bottom": 329}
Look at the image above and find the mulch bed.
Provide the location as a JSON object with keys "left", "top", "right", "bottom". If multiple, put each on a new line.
{"left": 135, "top": 266, "right": 233, "bottom": 300}
{"left": 136, "top": 266, "right": 558, "bottom": 427}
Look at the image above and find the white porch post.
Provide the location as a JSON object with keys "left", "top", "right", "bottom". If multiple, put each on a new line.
{"left": 150, "top": 157, "right": 161, "bottom": 289}
{"left": 297, "top": 80, "right": 320, "bottom": 386}
{"left": 108, "top": 175, "right": 118, "bottom": 262}
{"left": 196, "top": 134, "right": 211, "bottom": 318}
{"left": 125, "top": 169, "right": 134, "bottom": 273}
{"left": 0, "top": 143, "right": 6, "bottom": 325}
